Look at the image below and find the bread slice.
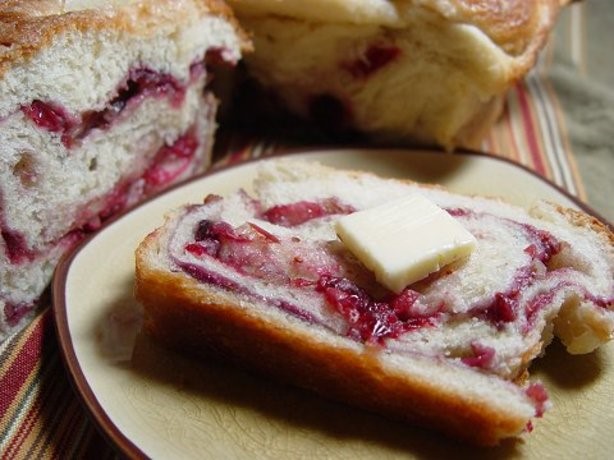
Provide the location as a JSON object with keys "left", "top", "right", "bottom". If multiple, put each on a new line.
{"left": 135, "top": 159, "right": 614, "bottom": 445}
{"left": 227, "top": 0, "right": 569, "bottom": 149}
{"left": 0, "top": 0, "right": 251, "bottom": 340}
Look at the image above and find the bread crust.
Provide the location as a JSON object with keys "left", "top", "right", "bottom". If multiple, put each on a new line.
{"left": 0, "top": 0, "right": 252, "bottom": 78}
{"left": 229, "top": 0, "right": 564, "bottom": 59}
{"left": 135, "top": 229, "right": 533, "bottom": 446}
{"left": 446, "top": 0, "right": 559, "bottom": 56}
{"left": 551, "top": 203, "right": 614, "bottom": 247}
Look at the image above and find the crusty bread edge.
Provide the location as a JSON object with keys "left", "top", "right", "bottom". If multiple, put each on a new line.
{"left": 135, "top": 227, "right": 536, "bottom": 446}
{"left": 0, "top": 0, "right": 253, "bottom": 78}
{"left": 531, "top": 201, "right": 614, "bottom": 247}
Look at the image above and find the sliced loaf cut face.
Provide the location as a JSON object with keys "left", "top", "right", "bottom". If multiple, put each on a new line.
{"left": 0, "top": 0, "right": 251, "bottom": 340}
{"left": 135, "top": 159, "right": 614, "bottom": 445}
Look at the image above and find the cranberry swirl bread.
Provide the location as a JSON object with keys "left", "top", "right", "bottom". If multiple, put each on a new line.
{"left": 227, "top": 0, "right": 569, "bottom": 149}
{"left": 135, "top": 159, "right": 614, "bottom": 445}
{"left": 0, "top": 0, "right": 251, "bottom": 340}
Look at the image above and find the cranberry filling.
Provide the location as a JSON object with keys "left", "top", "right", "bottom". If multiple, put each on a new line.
{"left": 524, "top": 228, "right": 561, "bottom": 261}
{"left": 21, "top": 67, "right": 189, "bottom": 148}
{"left": 316, "top": 275, "right": 436, "bottom": 343}
{"left": 177, "top": 199, "right": 607, "bottom": 359}
{"left": 142, "top": 129, "right": 200, "bottom": 194}
{"left": 4, "top": 301, "right": 34, "bottom": 327}
{"left": 461, "top": 342, "right": 496, "bottom": 368}
{"left": 183, "top": 217, "right": 438, "bottom": 343}
{"left": 525, "top": 382, "right": 549, "bottom": 417}
{"left": 524, "top": 290, "right": 556, "bottom": 330}
{"left": 21, "top": 101, "right": 76, "bottom": 138}
{"left": 179, "top": 261, "right": 241, "bottom": 291}
{"left": 186, "top": 219, "right": 246, "bottom": 258}
{"left": 183, "top": 208, "right": 438, "bottom": 343}
{"left": 175, "top": 258, "right": 322, "bottom": 326}
{"left": 477, "top": 221, "right": 562, "bottom": 328}
{"left": 262, "top": 198, "right": 355, "bottom": 227}
{"left": 1, "top": 229, "right": 32, "bottom": 264}
{"left": 204, "top": 47, "right": 233, "bottom": 68}
{"left": 342, "top": 44, "right": 402, "bottom": 79}
{"left": 1, "top": 128, "right": 199, "bottom": 266}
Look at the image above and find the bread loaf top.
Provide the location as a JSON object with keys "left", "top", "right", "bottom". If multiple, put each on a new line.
{"left": 0, "top": 0, "right": 250, "bottom": 73}
{"left": 0, "top": 0, "right": 252, "bottom": 118}
{"left": 228, "top": 0, "right": 566, "bottom": 57}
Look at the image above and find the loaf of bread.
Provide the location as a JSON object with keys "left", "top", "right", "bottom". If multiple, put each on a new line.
{"left": 227, "top": 0, "right": 569, "bottom": 149}
{"left": 0, "top": 0, "right": 251, "bottom": 340}
{"left": 135, "top": 159, "right": 614, "bottom": 445}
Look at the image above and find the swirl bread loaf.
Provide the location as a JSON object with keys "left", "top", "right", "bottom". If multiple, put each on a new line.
{"left": 0, "top": 0, "right": 251, "bottom": 340}
{"left": 135, "top": 159, "right": 614, "bottom": 445}
{"left": 227, "top": 0, "right": 570, "bottom": 149}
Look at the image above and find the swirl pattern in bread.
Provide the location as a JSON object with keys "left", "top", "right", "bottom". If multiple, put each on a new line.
{"left": 135, "top": 159, "right": 614, "bottom": 445}
{"left": 0, "top": 0, "right": 251, "bottom": 340}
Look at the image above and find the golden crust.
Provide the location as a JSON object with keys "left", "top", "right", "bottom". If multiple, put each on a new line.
{"left": 230, "top": 0, "right": 566, "bottom": 60}
{"left": 0, "top": 0, "right": 251, "bottom": 78}
{"left": 553, "top": 203, "right": 614, "bottom": 247}
{"left": 448, "top": 0, "right": 560, "bottom": 56}
{"left": 134, "top": 230, "right": 530, "bottom": 446}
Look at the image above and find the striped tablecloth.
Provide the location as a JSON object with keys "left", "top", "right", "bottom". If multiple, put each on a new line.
{"left": 1, "top": 3, "right": 612, "bottom": 457}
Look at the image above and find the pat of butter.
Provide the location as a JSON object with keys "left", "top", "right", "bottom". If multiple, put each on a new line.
{"left": 335, "top": 194, "right": 476, "bottom": 293}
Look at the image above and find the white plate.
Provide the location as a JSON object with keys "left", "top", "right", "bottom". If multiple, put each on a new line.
{"left": 54, "top": 148, "right": 614, "bottom": 458}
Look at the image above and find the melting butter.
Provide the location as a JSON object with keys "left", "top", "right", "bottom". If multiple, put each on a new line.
{"left": 335, "top": 194, "right": 476, "bottom": 293}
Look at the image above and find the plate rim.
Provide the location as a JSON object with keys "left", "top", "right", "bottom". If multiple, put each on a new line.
{"left": 52, "top": 146, "right": 613, "bottom": 458}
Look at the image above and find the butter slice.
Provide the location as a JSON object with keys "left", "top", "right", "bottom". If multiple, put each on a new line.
{"left": 335, "top": 194, "right": 476, "bottom": 293}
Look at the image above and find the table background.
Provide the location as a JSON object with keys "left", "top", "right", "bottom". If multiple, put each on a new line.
{"left": 1, "top": 2, "right": 612, "bottom": 457}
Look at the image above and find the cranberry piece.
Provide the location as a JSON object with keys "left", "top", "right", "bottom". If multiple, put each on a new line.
{"left": 480, "top": 226, "right": 561, "bottom": 327}
{"left": 22, "top": 68, "right": 188, "bottom": 148}
{"left": 390, "top": 289, "right": 421, "bottom": 321}
{"left": 179, "top": 262, "right": 240, "bottom": 290}
{"left": 2, "top": 229, "right": 32, "bottom": 264}
{"left": 525, "top": 383, "right": 549, "bottom": 417}
{"left": 317, "top": 275, "right": 434, "bottom": 343}
{"left": 524, "top": 291, "right": 555, "bottom": 330}
{"left": 195, "top": 219, "right": 216, "bottom": 241}
{"left": 263, "top": 201, "right": 327, "bottom": 227}
{"left": 142, "top": 130, "right": 199, "bottom": 192}
{"left": 165, "top": 130, "right": 199, "bottom": 158}
{"left": 189, "top": 228, "right": 220, "bottom": 257}
{"left": 445, "top": 207, "right": 471, "bottom": 217}
{"left": 262, "top": 198, "right": 354, "bottom": 227}
{"left": 22, "top": 100, "right": 70, "bottom": 133}
{"left": 128, "top": 68, "right": 184, "bottom": 106}
{"left": 189, "top": 219, "right": 251, "bottom": 259}
{"left": 248, "top": 222, "right": 280, "bottom": 243}
{"left": 342, "top": 44, "right": 401, "bottom": 79}
{"left": 524, "top": 229, "right": 561, "bottom": 262}
{"left": 185, "top": 242, "right": 211, "bottom": 257}
{"left": 486, "top": 293, "right": 517, "bottom": 325}
{"left": 4, "top": 302, "right": 32, "bottom": 327}
{"left": 210, "top": 221, "right": 249, "bottom": 242}
{"left": 204, "top": 47, "right": 231, "bottom": 68}
{"left": 461, "top": 342, "right": 496, "bottom": 369}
